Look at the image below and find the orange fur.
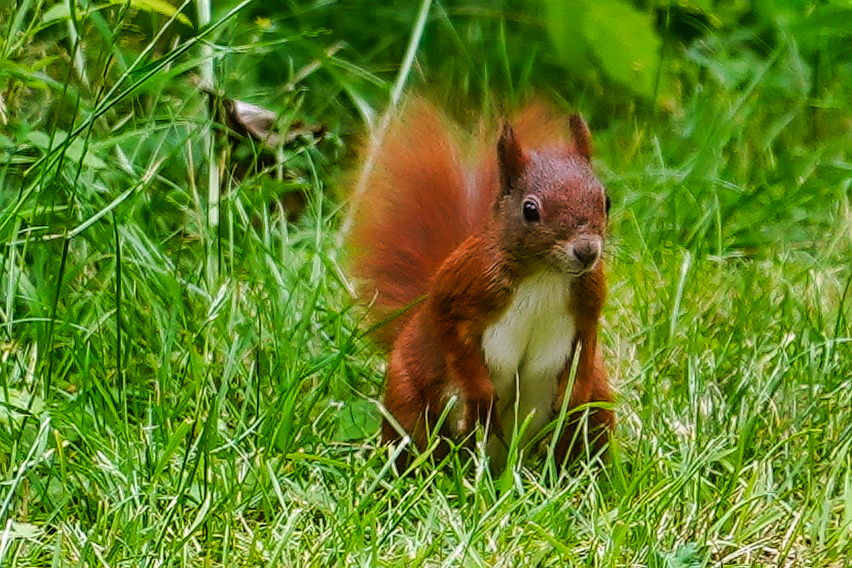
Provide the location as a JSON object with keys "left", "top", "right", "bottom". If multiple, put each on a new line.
{"left": 348, "top": 98, "right": 613, "bottom": 469}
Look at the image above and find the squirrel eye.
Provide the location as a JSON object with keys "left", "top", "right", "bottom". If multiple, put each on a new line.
{"left": 522, "top": 199, "right": 540, "bottom": 223}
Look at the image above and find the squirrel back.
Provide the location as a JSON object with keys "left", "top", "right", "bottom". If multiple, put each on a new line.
{"left": 348, "top": 99, "right": 580, "bottom": 345}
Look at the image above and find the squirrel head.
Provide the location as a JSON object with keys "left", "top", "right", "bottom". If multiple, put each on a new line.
{"left": 495, "top": 115, "right": 610, "bottom": 277}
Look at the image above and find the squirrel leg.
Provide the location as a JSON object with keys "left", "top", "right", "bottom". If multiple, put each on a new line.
{"left": 445, "top": 346, "right": 503, "bottom": 440}
{"left": 382, "top": 348, "right": 430, "bottom": 451}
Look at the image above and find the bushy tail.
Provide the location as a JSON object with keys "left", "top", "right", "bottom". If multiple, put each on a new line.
{"left": 347, "top": 99, "right": 493, "bottom": 345}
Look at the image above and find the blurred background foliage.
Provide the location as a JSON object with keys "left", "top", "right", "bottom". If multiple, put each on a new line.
{"left": 2, "top": 0, "right": 849, "bottom": 253}
{"left": 4, "top": 0, "right": 850, "bottom": 127}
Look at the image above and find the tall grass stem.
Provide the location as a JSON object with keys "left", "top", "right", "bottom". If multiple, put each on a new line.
{"left": 339, "top": 0, "right": 433, "bottom": 241}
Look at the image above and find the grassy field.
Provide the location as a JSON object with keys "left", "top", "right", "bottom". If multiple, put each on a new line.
{"left": 1, "top": 1, "right": 851, "bottom": 566}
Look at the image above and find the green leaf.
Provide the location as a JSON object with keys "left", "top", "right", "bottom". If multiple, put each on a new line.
{"left": 584, "top": 0, "right": 662, "bottom": 99}
{"left": 334, "top": 400, "right": 381, "bottom": 442}
{"left": 41, "top": 2, "right": 71, "bottom": 25}
{"left": 41, "top": 0, "right": 191, "bottom": 27}
{"left": 539, "top": 0, "right": 662, "bottom": 99}
{"left": 541, "top": 0, "right": 589, "bottom": 66}
{"left": 107, "top": 0, "right": 192, "bottom": 27}
{"left": 790, "top": 4, "right": 852, "bottom": 54}
{"left": 666, "top": 542, "right": 705, "bottom": 568}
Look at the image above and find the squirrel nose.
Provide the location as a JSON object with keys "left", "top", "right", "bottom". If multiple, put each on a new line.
{"left": 573, "top": 235, "right": 602, "bottom": 268}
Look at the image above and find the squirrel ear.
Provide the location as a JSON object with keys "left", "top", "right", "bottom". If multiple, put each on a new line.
{"left": 498, "top": 123, "right": 527, "bottom": 192}
{"left": 569, "top": 114, "right": 592, "bottom": 162}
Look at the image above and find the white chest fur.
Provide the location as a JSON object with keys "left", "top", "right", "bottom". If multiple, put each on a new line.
{"left": 481, "top": 272, "right": 577, "bottom": 465}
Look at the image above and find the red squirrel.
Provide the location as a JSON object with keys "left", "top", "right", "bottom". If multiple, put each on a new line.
{"left": 349, "top": 99, "right": 613, "bottom": 470}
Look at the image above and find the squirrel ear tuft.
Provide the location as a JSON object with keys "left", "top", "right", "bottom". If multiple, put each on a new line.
{"left": 569, "top": 114, "right": 592, "bottom": 162}
{"left": 498, "top": 123, "right": 527, "bottom": 192}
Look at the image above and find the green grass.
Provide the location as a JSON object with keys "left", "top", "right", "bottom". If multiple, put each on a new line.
{"left": 1, "top": 1, "right": 851, "bottom": 566}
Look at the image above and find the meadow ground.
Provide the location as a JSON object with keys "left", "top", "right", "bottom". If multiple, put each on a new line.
{"left": 1, "top": 2, "right": 851, "bottom": 566}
